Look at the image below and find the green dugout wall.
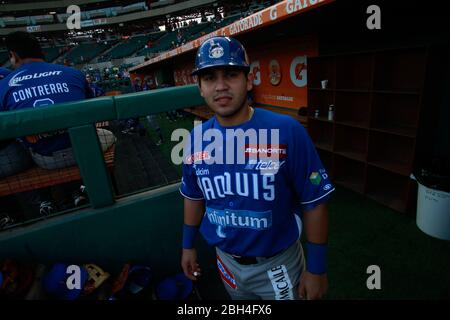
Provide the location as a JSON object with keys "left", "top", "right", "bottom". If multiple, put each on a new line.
{"left": 0, "top": 85, "right": 214, "bottom": 277}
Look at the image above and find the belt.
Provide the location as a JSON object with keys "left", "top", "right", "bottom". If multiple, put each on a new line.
{"left": 230, "top": 255, "right": 260, "bottom": 265}
{"left": 229, "top": 248, "right": 286, "bottom": 265}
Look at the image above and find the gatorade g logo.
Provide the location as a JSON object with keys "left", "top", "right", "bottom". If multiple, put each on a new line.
{"left": 309, "top": 172, "right": 322, "bottom": 186}
{"left": 290, "top": 56, "right": 307, "bottom": 88}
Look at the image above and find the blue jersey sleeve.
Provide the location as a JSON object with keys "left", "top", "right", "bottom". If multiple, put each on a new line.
{"left": 180, "top": 162, "right": 204, "bottom": 200}
{"left": 179, "top": 133, "right": 205, "bottom": 201}
{"left": 287, "top": 121, "right": 334, "bottom": 211}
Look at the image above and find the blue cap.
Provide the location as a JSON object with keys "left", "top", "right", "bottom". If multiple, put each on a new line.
{"left": 42, "top": 263, "right": 88, "bottom": 300}
{"left": 0, "top": 67, "right": 11, "bottom": 80}
{"left": 126, "top": 265, "right": 152, "bottom": 294}
{"left": 156, "top": 273, "right": 193, "bottom": 300}
{"left": 192, "top": 37, "right": 249, "bottom": 76}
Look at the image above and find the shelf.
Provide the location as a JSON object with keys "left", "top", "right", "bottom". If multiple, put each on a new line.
{"left": 373, "top": 90, "right": 421, "bottom": 95}
{"left": 309, "top": 88, "right": 334, "bottom": 92}
{"left": 368, "top": 131, "right": 414, "bottom": 176}
{"left": 307, "top": 47, "right": 425, "bottom": 214}
{"left": 315, "top": 142, "right": 333, "bottom": 152}
{"left": 335, "top": 89, "right": 371, "bottom": 93}
{"left": 308, "top": 116, "right": 334, "bottom": 123}
{"left": 371, "top": 93, "right": 421, "bottom": 130}
{"left": 368, "top": 160, "right": 411, "bottom": 177}
{"left": 308, "top": 56, "right": 336, "bottom": 90}
{"left": 335, "top": 91, "right": 371, "bottom": 127}
{"left": 334, "top": 154, "right": 365, "bottom": 194}
{"left": 370, "top": 125, "right": 416, "bottom": 138}
{"left": 334, "top": 150, "right": 366, "bottom": 162}
{"left": 308, "top": 120, "right": 333, "bottom": 152}
{"left": 374, "top": 48, "right": 427, "bottom": 92}
{"left": 366, "top": 166, "right": 410, "bottom": 213}
{"left": 335, "top": 179, "right": 365, "bottom": 194}
{"left": 334, "top": 125, "right": 368, "bottom": 162}
{"left": 307, "top": 90, "right": 334, "bottom": 118}
{"left": 336, "top": 53, "right": 373, "bottom": 91}
{"left": 335, "top": 121, "right": 369, "bottom": 130}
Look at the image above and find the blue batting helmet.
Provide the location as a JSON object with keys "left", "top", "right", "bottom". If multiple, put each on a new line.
{"left": 192, "top": 37, "right": 249, "bottom": 76}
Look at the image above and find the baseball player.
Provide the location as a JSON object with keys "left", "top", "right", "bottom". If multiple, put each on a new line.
{"left": 85, "top": 74, "right": 105, "bottom": 97}
{"left": 180, "top": 37, "right": 334, "bottom": 300}
{"left": 0, "top": 66, "right": 35, "bottom": 179}
{"left": 0, "top": 31, "right": 115, "bottom": 213}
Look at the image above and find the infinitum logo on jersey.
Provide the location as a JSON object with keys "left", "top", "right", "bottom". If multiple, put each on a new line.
{"left": 244, "top": 144, "right": 287, "bottom": 159}
{"left": 185, "top": 151, "right": 210, "bottom": 164}
{"left": 206, "top": 207, "right": 272, "bottom": 230}
{"left": 9, "top": 70, "right": 63, "bottom": 87}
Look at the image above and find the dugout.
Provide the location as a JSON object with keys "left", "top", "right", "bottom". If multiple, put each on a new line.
{"left": 0, "top": 0, "right": 449, "bottom": 300}
{"left": 130, "top": 0, "right": 450, "bottom": 214}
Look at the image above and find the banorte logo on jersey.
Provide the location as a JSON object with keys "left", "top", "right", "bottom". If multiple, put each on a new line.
{"left": 244, "top": 144, "right": 287, "bottom": 159}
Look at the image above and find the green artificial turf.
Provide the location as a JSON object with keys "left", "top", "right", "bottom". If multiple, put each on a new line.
{"left": 327, "top": 187, "right": 450, "bottom": 299}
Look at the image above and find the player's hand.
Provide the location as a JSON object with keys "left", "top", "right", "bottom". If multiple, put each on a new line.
{"left": 298, "top": 271, "right": 328, "bottom": 300}
{"left": 181, "top": 248, "right": 202, "bottom": 281}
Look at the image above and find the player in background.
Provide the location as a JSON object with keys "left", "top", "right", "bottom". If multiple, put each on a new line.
{"left": 0, "top": 31, "right": 115, "bottom": 215}
{"left": 142, "top": 77, "right": 164, "bottom": 146}
{"left": 122, "top": 77, "right": 145, "bottom": 136}
{"left": 180, "top": 37, "right": 334, "bottom": 300}
{"left": 1, "top": 66, "right": 34, "bottom": 180}
{"left": 85, "top": 74, "right": 105, "bottom": 97}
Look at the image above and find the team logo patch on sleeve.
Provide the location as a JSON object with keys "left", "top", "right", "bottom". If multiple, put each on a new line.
{"left": 216, "top": 255, "right": 237, "bottom": 289}
{"left": 309, "top": 172, "right": 322, "bottom": 186}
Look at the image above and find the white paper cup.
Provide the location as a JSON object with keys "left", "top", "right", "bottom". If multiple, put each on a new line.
{"left": 321, "top": 80, "right": 329, "bottom": 89}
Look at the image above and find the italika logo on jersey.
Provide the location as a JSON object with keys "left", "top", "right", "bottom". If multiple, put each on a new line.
{"left": 185, "top": 151, "right": 211, "bottom": 164}
{"left": 244, "top": 144, "right": 287, "bottom": 159}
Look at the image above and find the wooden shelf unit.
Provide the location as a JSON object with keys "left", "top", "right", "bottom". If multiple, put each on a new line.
{"left": 307, "top": 47, "right": 427, "bottom": 213}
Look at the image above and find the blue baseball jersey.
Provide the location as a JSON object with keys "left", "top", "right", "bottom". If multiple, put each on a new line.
{"left": 0, "top": 67, "right": 11, "bottom": 80}
{"left": 180, "top": 108, "right": 334, "bottom": 257}
{"left": 89, "top": 82, "right": 104, "bottom": 97}
{"left": 0, "top": 61, "right": 94, "bottom": 155}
